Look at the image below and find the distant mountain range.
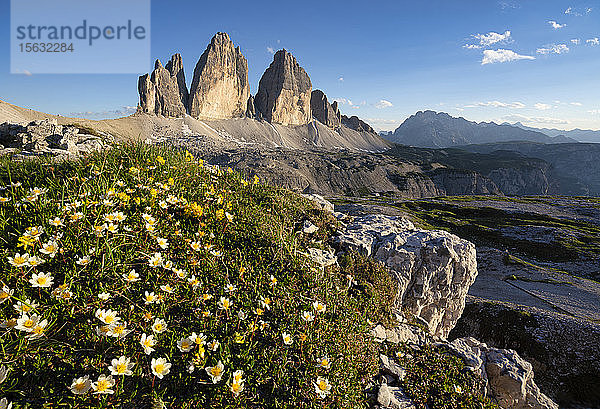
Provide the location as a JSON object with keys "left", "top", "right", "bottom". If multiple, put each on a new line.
{"left": 508, "top": 122, "right": 600, "bottom": 144}
{"left": 382, "top": 111, "right": 577, "bottom": 148}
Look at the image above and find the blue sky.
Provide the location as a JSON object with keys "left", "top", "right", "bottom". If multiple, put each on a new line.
{"left": 1, "top": 0, "right": 599, "bottom": 131}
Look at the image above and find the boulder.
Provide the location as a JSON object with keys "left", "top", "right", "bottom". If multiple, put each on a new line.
{"left": 336, "top": 214, "right": 477, "bottom": 338}
{"left": 448, "top": 338, "right": 558, "bottom": 409}
{"left": 311, "top": 90, "right": 341, "bottom": 129}
{"left": 255, "top": 50, "right": 312, "bottom": 126}
{"left": 341, "top": 114, "right": 376, "bottom": 134}
{"left": 138, "top": 58, "right": 187, "bottom": 117}
{"left": 188, "top": 33, "right": 250, "bottom": 120}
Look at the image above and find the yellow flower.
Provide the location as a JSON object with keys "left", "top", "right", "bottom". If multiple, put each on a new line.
{"left": 156, "top": 156, "right": 165, "bottom": 165}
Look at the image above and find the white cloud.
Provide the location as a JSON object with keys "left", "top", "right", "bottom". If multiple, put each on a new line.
{"left": 481, "top": 49, "right": 535, "bottom": 64}
{"left": 571, "top": 38, "right": 581, "bottom": 45}
{"left": 464, "top": 101, "right": 526, "bottom": 109}
{"left": 338, "top": 77, "right": 344, "bottom": 82}
{"left": 334, "top": 98, "right": 353, "bottom": 106}
{"left": 364, "top": 118, "right": 402, "bottom": 132}
{"left": 588, "top": 109, "right": 600, "bottom": 114}
{"left": 586, "top": 37, "right": 600, "bottom": 46}
{"left": 464, "top": 30, "right": 511, "bottom": 49}
{"left": 565, "top": 6, "right": 592, "bottom": 16}
{"left": 499, "top": 1, "right": 520, "bottom": 10}
{"left": 534, "top": 103, "right": 552, "bottom": 110}
{"left": 536, "top": 43, "right": 569, "bottom": 54}
{"left": 503, "top": 114, "right": 570, "bottom": 125}
{"left": 570, "top": 102, "right": 583, "bottom": 106}
{"left": 375, "top": 100, "right": 393, "bottom": 109}
{"left": 266, "top": 47, "right": 275, "bottom": 54}
{"left": 548, "top": 20, "right": 567, "bottom": 29}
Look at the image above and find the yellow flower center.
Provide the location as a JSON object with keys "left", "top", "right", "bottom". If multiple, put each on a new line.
{"left": 105, "top": 316, "right": 115, "bottom": 324}
{"left": 155, "top": 324, "right": 163, "bottom": 331}
{"left": 33, "top": 325, "right": 45, "bottom": 334}
{"left": 97, "top": 380, "right": 109, "bottom": 391}
{"left": 318, "top": 380, "right": 328, "bottom": 391}
{"left": 116, "top": 363, "right": 127, "bottom": 373}
{"left": 210, "top": 367, "right": 222, "bottom": 377}
{"left": 321, "top": 359, "right": 329, "bottom": 367}
{"left": 155, "top": 364, "right": 165, "bottom": 373}
{"left": 37, "top": 277, "right": 47, "bottom": 285}
{"left": 0, "top": 292, "right": 8, "bottom": 300}
{"left": 24, "top": 319, "right": 34, "bottom": 328}
{"left": 75, "top": 381, "right": 87, "bottom": 391}
{"left": 232, "top": 383, "right": 242, "bottom": 392}
{"left": 15, "top": 257, "right": 26, "bottom": 265}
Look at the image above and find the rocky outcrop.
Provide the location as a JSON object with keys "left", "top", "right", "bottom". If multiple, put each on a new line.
{"left": 371, "top": 319, "right": 557, "bottom": 409}
{"left": 342, "top": 115, "right": 376, "bottom": 134}
{"left": 448, "top": 337, "right": 558, "bottom": 409}
{"left": 138, "top": 58, "right": 188, "bottom": 117}
{"left": 165, "top": 53, "right": 189, "bottom": 108}
{"left": 188, "top": 33, "right": 250, "bottom": 120}
{"left": 450, "top": 299, "right": 600, "bottom": 408}
{"left": 311, "top": 90, "right": 341, "bottom": 129}
{"left": 336, "top": 214, "right": 478, "bottom": 338}
{"left": 255, "top": 50, "right": 312, "bottom": 126}
{"left": 0, "top": 119, "right": 107, "bottom": 156}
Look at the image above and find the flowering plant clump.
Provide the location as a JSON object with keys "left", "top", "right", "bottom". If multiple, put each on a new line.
{"left": 0, "top": 145, "right": 393, "bottom": 408}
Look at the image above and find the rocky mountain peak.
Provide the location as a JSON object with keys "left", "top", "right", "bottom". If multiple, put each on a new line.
{"left": 187, "top": 32, "right": 250, "bottom": 120}
{"left": 255, "top": 49, "right": 312, "bottom": 126}
{"left": 310, "top": 90, "right": 341, "bottom": 129}
{"left": 138, "top": 56, "right": 187, "bottom": 118}
{"left": 341, "top": 115, "right": 376, "bottom": 134}
{"left": 165, "top": 53, "right": 188, "bottom": 108}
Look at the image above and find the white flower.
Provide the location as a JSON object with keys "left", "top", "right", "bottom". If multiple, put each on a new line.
{"left": 160, "top": 284, "right": 174, "bottom": 294}
{"left": 0, "top": 365, "right": 9, "bottom": 384}
{"left": 49, "top": 217, "right": 63, "bottom": 227}
{"left": 77, "top": 255, "right": 91, "bottom": 266}
{"left": 144, "top": 291, "right": 157, "bottom": 304}
{"left": 40, "top": 241, "right": 59, "bottom": 257}
{"left": 0, "top": 286, "right": 14, "bottom": 303}
{"left": 0, "top": 397, "right": 10, "bottom": 409}
{"left": 156, "top": 237, "right": 169, "bottom": 249}
{"left": 269, "top": 274, "right": 278, "bottom": 286}
{"left": 27, "top": 255, "right": 45, "bottom": 267}
{"left": 224, "top": 283, "right": 237, "bottom": 293}
{"left": 190, "top": 332, "right": 206, "bottom": 346}
{"left": 218, "top": 296, "right": 232, "bottom": 310}
{"left": 454, "top": 385, "right": 463, "bottom": 394}
{"left": 98, "top": 292, "right": 110, "bottom": 300}
{"left": 237, "top": 310, "right": 247, "bottom": 320}
{"left": 26, "top": 318, "right": 48, "bottom": 340}
{"left": 177, "top": 337, "right": 194, "bottom": 352}
{"left": 174, "top": 268, "right": 188, "bottom": 279}
{"left": 302, "top": 311, "right": 315, "bottom": 322}
{"left": 205, "top": 360, "right": 225, "bottom": 383}
{"left": 314, "top": 376, "right": 332, "bottom": 399}
{"left": 318, "top": 356, "right": 331, "bottom": 370}
{"left": 123, "top": 269, "right": 140, "bottom": 282}
{"left": 95, "top": 309, "right": 120, "bottom": 325}
{"left": 230, "top": 379, "right": 244, "bottom": 396}
{"left": 70, "top": 375, "right": 92, "bottom": 395}
{"left": 190, "top": 241, "right": 201, "bottom": 251}
{"left": 312, "top": 301, "right": 326, "bottom": 314}
{"left": 29, "top": 272, "right": 54, "bottom": 288}
{"left": 151, "top": 318, "right": 167, "bottom": 334}
{"left": 207, "top": 339, "right": 220, "bottom": 351}
{"left": 151, "top": 357, "right": 171, "bottom": 379}
{"left": 107, "top": 321, "right": 131, "bottom": 338}
{"left": 8, "top": 253, "right": 29, "bottom": 268}
{"left": 92, "top": 374, "right": 115, "bottom": 394}
{"left": 140, "top": 333, "right": 156, "bottom": 355}
{"left": 148, "top": 252, "right": 163, "bottom": 268}
{"left": 108, "top": 356, "right": 134, "bottom": 376}
{"left": 282, "top": 332, "right": 293, "bottom": 346}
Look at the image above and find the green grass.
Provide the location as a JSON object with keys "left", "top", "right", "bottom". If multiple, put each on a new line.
{"left": 0, "top": 145, "right": 493, "bottom": 408}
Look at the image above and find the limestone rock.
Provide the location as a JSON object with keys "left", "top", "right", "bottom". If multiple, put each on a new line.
{"left": 377, "top": 384, "right": 416, "bottom": 409}
{"left": 311, "top": 90, "right": 341, "bottom": 129}
{"left": 246, "top": 95, "right": 256, "bottom": 118}
{"left": 306, "top": 248, "right": 337, "bottom": 268}
{"left": 341, "top": 114, "right": 376, "bottom": 134}
{"left": 301, "top": 194, "right": 334, "bottom": 214}
{"left": 255, "top": 50, "right": 312, "bottom": 126}
{"left": 138, "top": 58, "right": 187, "bottom": 117}
{"left": 302, "top": 220, "right": 319, "bottom": 234}
{"left": 448, "top": 338, "right": 558, "bottom": 409}
{"left": 188, "top": 33, "right": 250, "bottom": 120}
{"left": 336, "top": 214, "right": 477, "bottom": 338}
{"left": 165, "top": 53, "right": 189, "bottom": 108}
